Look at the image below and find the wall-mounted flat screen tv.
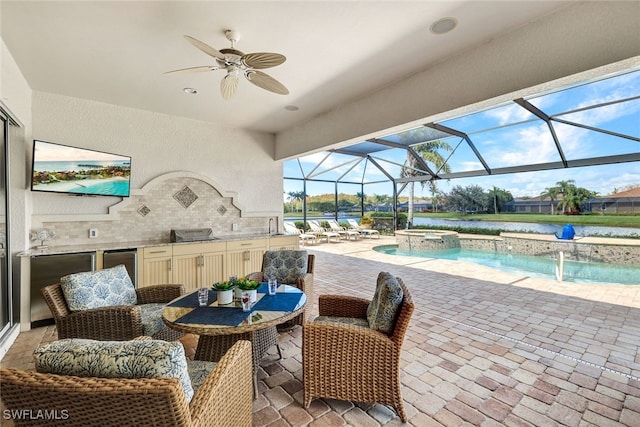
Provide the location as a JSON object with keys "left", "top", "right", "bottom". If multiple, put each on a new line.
{"left": 31, "top": 140, "right": 131, "bottom": 197}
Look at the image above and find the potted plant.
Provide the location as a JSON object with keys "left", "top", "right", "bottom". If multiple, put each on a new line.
{"left": 234, "top": 277, "right": 261, "bottom": 303}
{"left": 360, "top": 216, "right": 373, "bottom": 229}
{"left": 211, "top": 280, "right": 235, "bottom": 305}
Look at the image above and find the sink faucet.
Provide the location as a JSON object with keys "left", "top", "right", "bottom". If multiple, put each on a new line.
{"left": 269, "top": 218, "right": 275, "bottom": 235}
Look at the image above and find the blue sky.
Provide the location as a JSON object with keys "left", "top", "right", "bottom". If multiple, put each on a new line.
{"left": 284, "top": 69, "right": 640, "bottom": 199}
{"left": 34, "top": 140, "right": 127, "bottom": 162}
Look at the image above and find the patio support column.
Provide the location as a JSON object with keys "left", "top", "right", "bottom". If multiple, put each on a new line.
{"left": 303, "top": 179, "right": 307, "bottom": 230}
{"left": 393, "top": 181, "right": 398, "bottom": 233}
{"left": 360, "top": 183, "right": 364, "bottom": 217}
{"left": 334, "top": 182, "right": 338, "bottom": 221}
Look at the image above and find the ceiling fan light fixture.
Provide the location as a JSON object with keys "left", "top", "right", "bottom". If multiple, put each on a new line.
{"left": 166, "top": 30, "right": 289, "bottom": 99}
{"left": 224, "top": 29, "right": 241, "bottom": 46}
{"left": 430, "top": 17, "right": 457, "bottom": 35}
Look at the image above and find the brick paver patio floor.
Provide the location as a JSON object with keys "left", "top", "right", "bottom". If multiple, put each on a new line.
{"left": 2, "top": 236, "right": 639, "bottom": 426}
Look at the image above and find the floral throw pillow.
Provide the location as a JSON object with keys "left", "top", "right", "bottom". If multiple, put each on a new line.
{"left": 263, "top": 250, "right": 308, "bottom": 284}
{"left": 367, "top": 272, "right": 403, "bottom": 334}
{"left": 61, "top": 264, "right": 137, "bottom": 311}
{"left": 34, "top": 338, "right": 195, "bottom": 402}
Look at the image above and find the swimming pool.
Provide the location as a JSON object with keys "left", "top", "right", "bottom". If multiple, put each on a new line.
{"left": 374, "top": 245, "right": 640, "bottom": 285}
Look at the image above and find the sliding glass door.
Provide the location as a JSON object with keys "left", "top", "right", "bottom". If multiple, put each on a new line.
{"left": 0, "top": 108, "right": 11, "bottom": 338}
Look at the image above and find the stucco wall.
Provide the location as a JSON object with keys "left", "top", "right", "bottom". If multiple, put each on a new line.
{"left": 22, "top": 91, "right": 282, "bottom": 248}
{"left": 1, "top": 39, "right": 32, "bottom": 254}
{"left": 31, "top": 91, "right": 279, "bottom": 213}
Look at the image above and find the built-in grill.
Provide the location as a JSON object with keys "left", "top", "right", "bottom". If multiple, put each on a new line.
{"left": 170, "top": 228, "right": 218, "bottom": 243}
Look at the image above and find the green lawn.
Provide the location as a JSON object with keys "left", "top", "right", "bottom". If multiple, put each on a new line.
{"left": 413, "top": 212, "right": 640, "bottom": 228}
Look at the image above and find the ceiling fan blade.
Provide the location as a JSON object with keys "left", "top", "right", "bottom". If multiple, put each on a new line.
{"left": 163, "top": 66, "right": 217, "bottom": 76}
{"left": 245, "top": 70, "right": 289, "bottom": 95}
{"left": 242, "top": 52, "right": 286, "bottom": 69}
{"left": 184, "top": 35, "right": 226, "bottom": 60}
{"left": 220, "top": 73, "right": 239, "bottom": 100}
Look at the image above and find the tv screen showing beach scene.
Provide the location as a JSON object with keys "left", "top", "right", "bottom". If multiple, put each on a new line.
{"left": 31, "top": 140, "right": 131, "bottom": 197}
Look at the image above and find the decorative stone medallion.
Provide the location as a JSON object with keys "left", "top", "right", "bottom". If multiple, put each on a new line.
{"left": 217, "top": 205, "right": 227, "bottom": 216}
{"left": 174, "top": 186, "right": 198, "bottom": 209}
{"left": 137, "top": 205, "right": 151, "bottom": 217}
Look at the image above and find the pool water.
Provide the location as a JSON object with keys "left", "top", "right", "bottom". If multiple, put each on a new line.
{"left": 374, "top": 245, "right": 640, "bottom": 285}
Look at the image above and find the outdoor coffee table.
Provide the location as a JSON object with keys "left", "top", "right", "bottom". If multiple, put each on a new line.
{"left": 162, "top": 283, "right": 306, "bottom": 395}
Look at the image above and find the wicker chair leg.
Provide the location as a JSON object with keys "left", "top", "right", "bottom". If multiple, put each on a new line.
{"left": 395, "top": 403, "right": 408, "bottom": 423}
{"left": 303, "top": 392, "right": 312, "bottom": 409}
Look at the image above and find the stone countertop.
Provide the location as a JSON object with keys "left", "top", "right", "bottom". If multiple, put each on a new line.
{"left": 19, "top": 233, "right": 296, "bottom": 257}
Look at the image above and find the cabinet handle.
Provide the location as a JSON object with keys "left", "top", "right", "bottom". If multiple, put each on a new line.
{"left": 240, "top": 243, "right": 252, "bottom": 246}
{"left": 149, "top": 250, "right": 168, "bottom": 254}
{"left": 168, "top": 259, "right": 172, "bottom": 271}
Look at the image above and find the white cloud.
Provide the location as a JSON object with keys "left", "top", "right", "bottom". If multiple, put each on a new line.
{"left": 484, "top": 103, "right": 534, "bottom": 126}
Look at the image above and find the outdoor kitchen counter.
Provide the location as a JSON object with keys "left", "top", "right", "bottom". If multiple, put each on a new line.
{"left": 18, "top": 233, "right": 294, "bottom": 257}
{"left": 17, "top": 233, "right": 300, "bottom": 331}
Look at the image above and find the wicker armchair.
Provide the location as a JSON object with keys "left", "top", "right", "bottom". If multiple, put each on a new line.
{"left": 302, "top": 276, "right": 414, "bottom": 422}
{"left": 246, "top": 250, "right": 314, "bottom": 326}
{"left": 42, "top": 283, "right": 185, "bottom": 341}
{"left": 0, "top": 340, "right": 253, "bottom": 427}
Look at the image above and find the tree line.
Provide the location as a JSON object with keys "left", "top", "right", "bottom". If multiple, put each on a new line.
{"left": 285, "top": 178, "right": 601, "bottom": 218}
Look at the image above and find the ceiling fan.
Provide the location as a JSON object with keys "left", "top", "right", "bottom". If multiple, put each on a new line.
{"left": 164, "top": 30, "right": 289, "bottom": 100}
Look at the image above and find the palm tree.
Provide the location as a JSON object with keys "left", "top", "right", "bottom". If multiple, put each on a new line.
{"left": 286, "top": 191, "right": 305, "bottom": 213}
{"left": 540, "top": 186, "right": 560, "bottom": 215}
{"left": 553, "top": 180, "right": 596, "bottom": 213}
{"left": 555, "top": 180, "right": 576, "bottom": 213}
{"left": 399, "top": 129, "right": 452, "bottom": 227}
{"left": 428, "top": 182, "right": 441, "bottom": 213}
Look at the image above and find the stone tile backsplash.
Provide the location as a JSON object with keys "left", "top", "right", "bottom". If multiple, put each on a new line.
{"left": 35, "top": 176, "right": 274, "bottom": 248}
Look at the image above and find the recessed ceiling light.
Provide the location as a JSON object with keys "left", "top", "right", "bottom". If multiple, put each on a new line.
{"left": 430, "top": 17, "right": 457, "bottom": 35}
{"left": 285, "top": 105, "right": 299, "bottom": 111}
{"left": 183, "top": 87, "right": 198, "bottom": 95}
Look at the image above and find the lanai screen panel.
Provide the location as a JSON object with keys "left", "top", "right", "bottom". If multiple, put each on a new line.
{"left": 284, "top": 67, "right": 640, "bottom": 188}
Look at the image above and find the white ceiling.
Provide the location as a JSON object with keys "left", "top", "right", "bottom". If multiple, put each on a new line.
{"left": 1, "top": 1, "right": 572, "bottom": 134}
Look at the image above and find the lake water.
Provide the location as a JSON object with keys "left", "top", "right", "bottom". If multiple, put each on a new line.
{"left": 412, "top": 217, "right": 640, "bottom": 238}
{"left": 293, "top": 215, "right": 640, "bottom": 237}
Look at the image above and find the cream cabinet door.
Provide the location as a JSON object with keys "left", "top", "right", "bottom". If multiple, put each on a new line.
{"left": 226, "top": 239, "right": 267, "bottom": 278}
{"left": 172, "top": 242, "right": 227, "bottom": 290}
{"left": 140, "top": 246, "right": 173, "bottom": 287}
{"left": 172, "top": 254, "right": 200, "bottom": 292}
{"left": 200, "top": 251, "right": 226, "bottom": 287}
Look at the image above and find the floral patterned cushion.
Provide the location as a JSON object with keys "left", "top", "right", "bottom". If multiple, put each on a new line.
{"left": 139, "top": 303, "right": 166, "bottom": 337}
{"left": 366, "top": 272, "right": 403, "bottom": 334}
{"left": 187, "top": 360, "right": 217, "bottom": 394}
{"left": 61, "top": 265, "right": 137, "bottom": 311}
{"left": 33, "top": 338, "right": 195, "bottom": 402}
{"left": 314, "top": 315, "right": 370, "bottom": 328}
{"left": 263, "top": 250, "right": 308, "bottom": 284}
